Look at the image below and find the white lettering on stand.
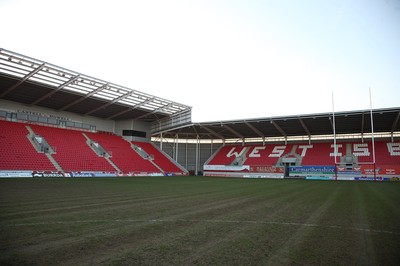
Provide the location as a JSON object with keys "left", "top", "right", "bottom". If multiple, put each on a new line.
{"left": 330, "top": 144, "right": 342, "bottom": 157}
{"left": 227, "top": 147, "right": 247, "bottom": 158}
{"left": 248, "top": 146, "right": 266, "bottom": 158}
{"left": 269, "top": 146, "right": 286, "bottom": 157}
{"left": 387, "top": 143, "right": 400, "bottom": 156}
{"left": 353, "top": 143, "right": 370, "bottom": 156}
{"left": 298, "top": 145, "right": 313, "bottom": 157}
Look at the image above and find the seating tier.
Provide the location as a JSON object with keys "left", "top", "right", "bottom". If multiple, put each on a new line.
{"left": 207, "top": 145, "right": 246, "bottom": 165}
{"left": 133, "top": 141, "right": 183, "bottom": 173}
{"left": 30, "top": 125, "right": 115, "bottom": 172}
{"left": 297, "top": 143, "right": 336, "bottom": 165}
{"left": 206, "top": 141, "right": 400, "bottom": 167}
{"left": 0, "top": 120, "right": 56, "bottom": 171}
{"left": 86, "top": 133, "right": 160, "bottom": 174}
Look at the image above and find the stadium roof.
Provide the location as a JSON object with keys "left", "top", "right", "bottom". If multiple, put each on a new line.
{"left": 0, "top": 48, "right": 191, "bottom": 122}
{"left": 1, "top": 49, "right": 399, "bottom": 141}
{"left": 153, "top": 107, "right": 400, "bottom": 141}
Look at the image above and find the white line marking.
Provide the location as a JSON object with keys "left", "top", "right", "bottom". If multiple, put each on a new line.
{"left": 1, "top": 218, "right": 399, "bottom": 236}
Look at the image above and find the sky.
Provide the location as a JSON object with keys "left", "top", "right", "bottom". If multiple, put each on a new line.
{"left": 1, "top": 0, "right": 399, "bottom": 122}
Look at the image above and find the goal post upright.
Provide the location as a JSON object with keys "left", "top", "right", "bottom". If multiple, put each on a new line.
{"left": 332, "top": 91, "right": 338, "bottom": 181}
{"left": 369, "top": 88, "right": 376, "bottom": 181}
{"left": 332, "top": 89, "right": 377, "bottom": 181}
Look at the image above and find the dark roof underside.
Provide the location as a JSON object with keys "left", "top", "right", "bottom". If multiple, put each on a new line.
{"left": 0, "top": 48, "right": 191, "bottom": 123}
{"left": 0, "top": 74, "right": 163, "bottom": 121}
{"left": 1, "top": 49, "right": 398, "bottom": 140}
{"left": 154, "top": 108, "right": 400, "bottom": 140}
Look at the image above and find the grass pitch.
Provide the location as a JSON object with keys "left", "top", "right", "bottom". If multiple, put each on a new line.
{"left": 0, "top": 176, "right": 399, "bottom": 265}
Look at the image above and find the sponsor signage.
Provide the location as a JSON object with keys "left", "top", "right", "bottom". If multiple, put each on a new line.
{"left": 360, "top": 165, "right": 400, "bottom": 176}
{"left": 203, "top": 165, "right": 250, "bottom": 172}
{"left": 354, "top": 177, "right": 390, "bottom": 181}
{"left": 249, "top": 165, "right": 284, "bottom": 173}
{"left": 0, "top": 171, "right": 32, "bottom": 178}
{"left": 305, "top": 176, "right": 332, "bottom": 181}
{"left": 32, "top": 171, "right": 65, "bottom": 178}
{"left": 243, "top": 174, "right": 284, "bottom": 179}
{"left": 289, "top": 166, "right": 336, "bottom": 180}
{"left": 290, "top": 166, "right": 336, "bottom": 174}
{"left": 70, "top": 172, "right": 94, "bottom": 177}
{"left": 204, "top": 165, "right": 283, "bottom": 173}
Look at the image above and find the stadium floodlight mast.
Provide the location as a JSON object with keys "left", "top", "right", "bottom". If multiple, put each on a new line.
{"left": 332, "top": 89, "right": 377, "bottom": 181}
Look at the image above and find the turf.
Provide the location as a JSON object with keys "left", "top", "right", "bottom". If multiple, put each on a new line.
{"left": 0, "top": 176, "right": 399, "bottom": 265}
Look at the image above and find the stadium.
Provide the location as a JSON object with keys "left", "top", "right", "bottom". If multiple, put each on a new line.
{"left": 1, "top": 48, "right": 400, "bottom": 265}
{"left": 1, "top": 48, "right": 399, "bottom": 180}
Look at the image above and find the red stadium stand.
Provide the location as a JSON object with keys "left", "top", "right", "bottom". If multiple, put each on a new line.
{"left": 3, "top": 119, "right": 398, "bottom": 177}
{"left": 30, "top": 125, "right": 116, "bottom": 172}
{"left": 0, "top": 120, "right": 56, "bottom": 171}
{"left": 207, "top": 145, "right": 248, "bottom": 165}
{"left": 381, "top": 142, "right": 400, "bottom": 165}
{"left": 351, "top": 142, "right": 374, "bottom": 164}
{"left": 297, "top": 143, "right": 336, "bottom": 166}
{"left": 363, "top": 141, "right": 400, "bottom": 165}
{"left": 244, "top": 144, "right": 288, "bottom": 166}
{"left": 132, "top": 141, "right": 185, "bottom": 174}
{"left": 86, "top": 132, "right": 161, "bottom": 174}
{"left": 206, "top": 141, "right": 400, "bottom": 167}
{"left": 208, "top": 144, "right": 295, "bottom": 166}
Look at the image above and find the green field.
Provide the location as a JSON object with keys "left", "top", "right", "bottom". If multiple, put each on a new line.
{"left": 1, "top": 176, "right": 399, "bottom": 265}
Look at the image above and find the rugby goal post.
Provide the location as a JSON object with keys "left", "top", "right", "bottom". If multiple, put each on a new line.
{"left": 332, "top": 89, "right": 376, "bottom": 181}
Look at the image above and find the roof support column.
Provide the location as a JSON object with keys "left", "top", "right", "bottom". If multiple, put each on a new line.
{"left": 175, "top": 134, "right": 179, "bottom": 162}
{"left": 185, "top": 138, "right": 188, "bottom": 170}
{"left": 160, "top": 132, "right": 163, "bottom": 151}
{"left": 195, "top": 135, "right": 199, "bottom": 176}
{"left": 244, "top": 121, "right": 265, "bottom": 145}
{"left": 210, "top": 139, "right": 213, "bottom": 159}
{"left": 271, "top": 120, "right": 287, "bottom": 143}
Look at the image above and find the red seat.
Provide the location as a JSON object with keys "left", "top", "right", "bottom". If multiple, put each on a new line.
{"left": 86, "top": 132, "right": 160, "bottom": 174}
{"left": 30, "top": 125, "right": 115, "bottom": 172}
{"left": 0, "top": 120, "right": 56, "bottom": 171}
{"left": 133, "top": 141, "right": 184, "bottom": 173}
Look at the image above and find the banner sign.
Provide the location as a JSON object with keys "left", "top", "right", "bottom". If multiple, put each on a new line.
{"left": 32, "top": 171, "right": 65, "bottom": 178}
{"left": 249, "top": 165, "right": 284, "bottom": 173}
{"left": 354, "top": 177, "right": 390, "bottom": 181}
{"left": 93, "top": 172, "right": 117, "bottom": 177}
{"left": 204, "top": 165, "right": 285, "bottom": 173}
{"left": 290, "top": 166, "right": 336, "bottom": 174}
{"left": 203, "top": 165, "right": 250, "bottom": 172}
{"left": 360, "top": 165, "right": 400, "bottom": 176}
{"left": 32, "top": 171, "right": 118, "bottom": 178}
{"left": 70, "top": 172, "right": 95, "bottom": 177}
{"left": 305, "top": 176, "right": 332, "bottom": 181}
{"left": 0, "top": 171, "right": 32, "bottom": 178}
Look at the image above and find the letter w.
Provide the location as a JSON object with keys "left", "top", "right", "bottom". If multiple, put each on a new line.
{"left": 227, "top": 147, "right": 247, "bottom": 158}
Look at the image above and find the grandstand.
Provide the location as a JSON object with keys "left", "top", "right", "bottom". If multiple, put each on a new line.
{"left": 1, "top": 48, "right": 399, "bottom": 180}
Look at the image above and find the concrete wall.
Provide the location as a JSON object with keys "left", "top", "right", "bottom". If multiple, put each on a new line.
{"left": 115, "top": 119, "right": 152, "bottom": 141}
{"left": 0, "top": 99, "right": 115, "bottom": 132}
{"left": 0, "top": 100, "right": 153, "bottom": 140}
